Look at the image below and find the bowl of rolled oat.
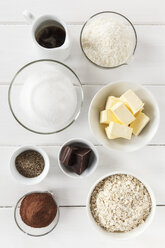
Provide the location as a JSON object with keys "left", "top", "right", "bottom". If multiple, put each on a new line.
{"left": 87, "top": 172, "right": 155, "bottom": 239}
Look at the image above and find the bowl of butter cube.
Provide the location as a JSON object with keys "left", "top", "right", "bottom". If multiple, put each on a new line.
{"left": 89, "top": 82, "right": 160, "bottom": 152}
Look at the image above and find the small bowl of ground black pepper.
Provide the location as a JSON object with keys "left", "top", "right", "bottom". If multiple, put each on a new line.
{"left": 14, "top": 191, "right": 60, "bottom": 237}
{"left": 10, "top": 146, "right": 50, "bottom": 185}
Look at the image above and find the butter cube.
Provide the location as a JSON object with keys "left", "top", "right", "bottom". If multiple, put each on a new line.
{"left": 120, "top": 89, "right": 144, "bottom": 114}
{"left": 100, "top": 110, "right": 111, "bottom": 124}
{"left": 105, "top": 96, "right": 131, "bottom": 112}
{"left": 135, "top": 107, "right": 144, "bottom": 116}
{"left": 105, "top": 126, "right": 118, "bottom": 139}
{"left": 100, "top": 109, "right": 121, "bottom": 124}
{"left": 130, "top": 112, "right": 150, "bottom": 136}
{"left": 105, "top": 96, "right": 121, "bottom": 109}
{"left": 111, "top": 102, "right": 135, "bottom": 125}
{"left": 108, "top": 122, "right": 133, "bottom": 140}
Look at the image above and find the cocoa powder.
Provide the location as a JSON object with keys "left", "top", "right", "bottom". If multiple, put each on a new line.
{"left": 20, "top": 193, "right": 57, "bottom": 228}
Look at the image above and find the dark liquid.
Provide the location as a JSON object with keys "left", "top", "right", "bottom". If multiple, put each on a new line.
{"left": 36, "top": 25, "right": 66, "bottom": 49}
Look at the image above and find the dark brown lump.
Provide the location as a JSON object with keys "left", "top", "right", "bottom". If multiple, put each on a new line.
{"left": 20, "top": 193, "right": 57, "bottom": 228}
{"left": 15, "top": 150, "right": 45, "bottom": 178}
{"left": 60, "top": 146, "right": 78, "bottom": 166}
{"left": 60, "top": 144, "right": 92, "bottom": 175}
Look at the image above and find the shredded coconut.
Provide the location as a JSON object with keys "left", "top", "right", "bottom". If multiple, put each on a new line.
{"left": 90, "top": 174, "right": 152, "bottom": 232}
{"left": 81, "top": 16, "right": 133, "bottom": 67}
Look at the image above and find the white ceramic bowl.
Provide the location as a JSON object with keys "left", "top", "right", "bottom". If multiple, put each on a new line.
{"left": 10, "top": 146, "right": 50, "bottom": 185}
{"left": 89, "top": 81, "right": 160, "bottom": 152}
{"left": 58, "top": 138, "right": 99, "bottom": 178}
{"left": 87, "top": 171, "right": 156, "bottom": 240}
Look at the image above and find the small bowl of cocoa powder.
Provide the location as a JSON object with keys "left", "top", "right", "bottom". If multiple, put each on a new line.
{"left": 10, "top": 145, "right": 50, "bottom": 185}
{"left": 14, "top": 191, "right": 59, "bottom": 236}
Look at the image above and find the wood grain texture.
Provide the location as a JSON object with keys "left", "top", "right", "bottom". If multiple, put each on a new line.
{"left": 0, "top": 207, "right": 164, "bottom": 248}
{"left": 0, "top": 0, "right": 165, "bottom": 245}
{"left": 0, "top": 85, "right": 163, "bottom": 146}
{"left": 0, "top": 25, "right": 165, "bottom": 84}
{"left": 0, "top": 0, "right": 164, "bottom": 24}
{"left": 0, "top": 145, "right": 165, "bottom": 206}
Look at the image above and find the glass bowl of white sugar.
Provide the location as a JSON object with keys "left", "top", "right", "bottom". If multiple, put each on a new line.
{"left": 80, "top": 11, "right": 137, "bottom": 69}
{"left": 8, "top": 60, "right": 83, "bottom": 134}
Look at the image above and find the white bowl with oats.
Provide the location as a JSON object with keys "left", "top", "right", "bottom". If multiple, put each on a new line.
{"left": 87, "top": 172, "right": 156, "bottom": 239}
{"left": 89, "top": 81, "right": 160, "bottom": 152}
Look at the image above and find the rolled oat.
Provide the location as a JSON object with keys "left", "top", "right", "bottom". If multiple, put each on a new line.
{"left": 90, "top": 174, "right": 152, "bottom": 232}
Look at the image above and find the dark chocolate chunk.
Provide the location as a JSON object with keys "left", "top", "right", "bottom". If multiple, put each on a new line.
{"left": 71, "top": 148, "right": 92, "bottom": 175}
{"left": 60, "top": 144, "right": 93, "bottom": 175}
{"left": 60, "top": 146, "right": 78, "bottom": 166}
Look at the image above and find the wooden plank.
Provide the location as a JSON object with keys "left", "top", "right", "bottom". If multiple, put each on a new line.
{"left": 0, "top": 85, "right": 163, "bottom": 145}
{"left": 0, "top": 0, "right": 164, "bottom": 24}
{"left": 0, "top": 145, "right": 165, "bottom": 206}
{"left": 0, "top": 207, "right": 164, "bottom": 247}
{"left": 0, "top": 25, "right": 165, "bottom": 84}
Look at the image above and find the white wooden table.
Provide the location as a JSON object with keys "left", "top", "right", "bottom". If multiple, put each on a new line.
{"left": 0, "top": 0, "right": 165, "bottom": 247}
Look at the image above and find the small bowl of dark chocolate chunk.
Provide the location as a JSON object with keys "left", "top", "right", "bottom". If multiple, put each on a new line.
{"left": 10, "top": 146, "right": 50, "bottom": 185}
{"left": 58, "top": 138, "right": 99, "bottom": 178}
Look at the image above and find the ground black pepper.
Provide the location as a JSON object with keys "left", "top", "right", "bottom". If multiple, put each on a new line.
{"left": 15, "top": 150, "right": 45, "bottom": 178}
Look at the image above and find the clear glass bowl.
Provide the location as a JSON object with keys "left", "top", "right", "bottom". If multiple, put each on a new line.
{"left": 14, "top": 191, "right": 60, "bottom": 237}
{"left": 8, "top": 59, "right": 83, "bottom": 134}
{"left": 80, "top": 11, "right": 137, "bottom": 69}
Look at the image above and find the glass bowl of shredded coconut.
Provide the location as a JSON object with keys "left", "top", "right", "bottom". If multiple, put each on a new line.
{"left": 80, "top": 11, "right": 137, "bottom": 68}
{"left": 8, "top": 60, "right": 83, "bottom": 134}
{"left": 87, "top": 172, "right": 156, "bottom": 239}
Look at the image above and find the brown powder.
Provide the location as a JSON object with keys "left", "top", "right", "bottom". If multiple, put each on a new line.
{"left": 20, "top": 193, "right": 57, "bottom": 228}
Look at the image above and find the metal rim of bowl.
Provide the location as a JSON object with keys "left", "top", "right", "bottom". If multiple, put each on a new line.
{"left": 80, "top": 11, "right": 138, "bottom": 69}
{"left": 14, "top": 191, "right": 60, "bottom": 237}
{"left": 8, "top": 59, "right": 84, "bottom": 135}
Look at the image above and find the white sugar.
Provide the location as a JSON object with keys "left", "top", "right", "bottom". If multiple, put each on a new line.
{"left": 20, "top": 68, "right": 77, "bottom": 130}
